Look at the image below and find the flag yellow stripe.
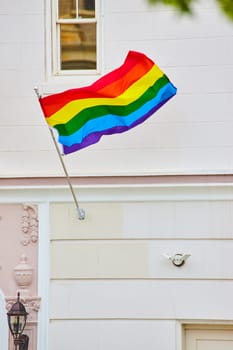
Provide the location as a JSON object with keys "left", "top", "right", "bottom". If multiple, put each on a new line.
{"left": 47, "top": 64, "right": 163, "bottom": 127}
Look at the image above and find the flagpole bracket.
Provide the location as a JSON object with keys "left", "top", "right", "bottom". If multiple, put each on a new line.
{"left": 34, "top": 86, "right": 41, "bottom": 99}
{"left": 77, "top": 208, "right": 86, "bottom": 220}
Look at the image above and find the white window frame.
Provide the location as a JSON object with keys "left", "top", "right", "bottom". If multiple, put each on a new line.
{"left": 44, "top": 0, "right": 102, "bottom": 91}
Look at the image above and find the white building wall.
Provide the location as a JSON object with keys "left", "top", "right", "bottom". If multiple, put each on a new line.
{"left": 1, "top": 181, "right": 233, "bottom": 349}
{"left": 46, "top": 182, "right": 233, "bottom": 350}
{"left": 1, "top": 0, "right": 233, "bottom": 349}
{"left": 0, "top": 0, "right": 233, "bottom": 177}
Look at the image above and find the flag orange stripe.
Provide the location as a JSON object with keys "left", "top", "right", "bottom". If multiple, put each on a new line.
{"left": 40, "top": 51, "right": 154, "bottom": 117}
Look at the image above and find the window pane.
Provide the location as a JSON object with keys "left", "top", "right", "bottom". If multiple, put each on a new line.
{"left": 60, "top": 23, "right": 96, "bottom": 70}
{"left": 59, "top": 0, "right": 95, "bottom": 19}
{"left": 79, "top": 0, "right": 95, "bottom": 18}
{"left": 59, "top": 0, "right": 76, "bottom": 19}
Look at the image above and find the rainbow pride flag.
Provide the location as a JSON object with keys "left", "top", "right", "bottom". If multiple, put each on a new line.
{"left": 39, "top": 51, "right": 177, "bottom": 154}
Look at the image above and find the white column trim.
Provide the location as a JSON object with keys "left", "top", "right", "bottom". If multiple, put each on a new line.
{"left": 37, "top": 203, "right": 50, "bottom": 350}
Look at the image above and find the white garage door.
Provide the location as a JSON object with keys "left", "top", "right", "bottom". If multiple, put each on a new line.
{"left": 185, "top": 326, "right": 233, "bottom": 350}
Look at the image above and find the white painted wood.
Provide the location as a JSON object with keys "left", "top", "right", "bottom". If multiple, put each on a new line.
{"left": 49, "top": 279, "right": 233, "bottom": 320}
{"left": 1, "top": 184, "right": 233, "bottom": 350}
{"left": 50, "top": 239, "right": 233, "bottom": 279}
{"left": 2, "top": 183, "right": 233, "bottom": 203}
{"left": 37, "top": 203, "right": 51, "bottom": 350}
{"left": 49, "top": 320, "right": 176, "bottom": 350}
{"left": 2, "top": 144, "right": 233, "bottom": 176}
{"left": 50, "top": 200, "right": 233, "bottom": 240}
{"left": 104, "top": 0, "right": 216, "bottom": 13}
{"left": 106, "top": 37, "right": 233, "bottom": 67}
{"left": 0, "top": 126, "right": 52, "bottom": 151}
{"left": 0, "top": 0, "right": 233, "bottom": 177}
{"left": 1, "top": 0, "right": 233, "bottom": 348}
{"left": 104, "top": 6, "right": 233, "bottom": 42}
{"left": 185, "top": 328, "right": 233, "bottom": 350}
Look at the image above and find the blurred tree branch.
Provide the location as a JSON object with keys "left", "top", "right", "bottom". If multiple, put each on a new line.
{"left": 147, "top": 0, "right": 233, "bottom": 21}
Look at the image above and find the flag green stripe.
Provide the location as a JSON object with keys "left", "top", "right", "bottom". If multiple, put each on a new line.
{"left": 54, "top": 75, "right": 169, "bottom": 137}
{"left": 47, "top": 64, "right": 163, "bottom": 127}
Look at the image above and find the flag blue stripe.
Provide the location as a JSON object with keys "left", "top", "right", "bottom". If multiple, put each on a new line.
{"left": 59, "top": 82, "right": 176, "bottom": 147}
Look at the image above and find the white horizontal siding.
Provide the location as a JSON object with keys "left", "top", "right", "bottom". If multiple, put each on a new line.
{"left": 42, "top": 183, "right": 233, "bottom": 350}
{"left": 89, "top": 120, "right": 233, "bottom": 149}
{"left": 50, "top": 200, "right": 233, "bottom": 240}
{"left": 106, "top": 37, "right": 233, "bottom": 68}
{"left": 0, "top": 0, "right": 42, "bottom": 14}
{"left": 2, "top": 117, "right": 233, "bottom": 154}
{"left": 50, "top": 279, "right": 233, "bottom": 320}
{"left": 171, "top": 66, "right": 233, "bottom": 94}
{"left": 49, "top": 320, "right": 176, "bottom": 350}
{"left": 0, "top": 151, "right": 62, "bottom": 177}
{"left": 2, "top": 143, "right": 233, "bottom": 176}
{"left": 48, "top": 181, "right": 233, "bottom": 350}
{"left": 156, "top": 93, "right": 233, "bottom": 123}
{"left": 0, "top": 126, "right": 52, "bottom": 151}
{"left": 0, "top": 96, "right": 44, "bottom": 126}
{"left": 0, "top": 70, "right": 43, "bottom": 97}
{"left": 104, "top": 0, "right": 216, "bottom": 13}
{"left": 0, "top": 14, "right": 43, "bottom": 43}
{"left": 50, "top": 240, "right": 233, "bottom": 279}
{"left": 0, "top": 0, "right": 233, "bottom": 176}
{"left": 0, "top": 43, "right": 43, "bottom": 71}
{"left": 104, "top": 6, "right": 233, "bottom": 42}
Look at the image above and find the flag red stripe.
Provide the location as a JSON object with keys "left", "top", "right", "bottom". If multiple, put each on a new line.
{"left": 40, "top": 51, "right": 154, "bottom": 118}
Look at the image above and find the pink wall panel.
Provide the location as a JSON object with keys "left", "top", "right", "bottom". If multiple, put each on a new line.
{"left": 0, "top": 203, "right": 40, "bottom": 350}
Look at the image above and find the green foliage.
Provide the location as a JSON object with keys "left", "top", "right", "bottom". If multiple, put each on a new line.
{"left": 148, "top": 0, "right": 233, "bottom": 20}
{"left": 148, "top": 0, "right": 194, "bottom": 13}
{"left": 216, "top": 0, "right": 233, "bottom": 20}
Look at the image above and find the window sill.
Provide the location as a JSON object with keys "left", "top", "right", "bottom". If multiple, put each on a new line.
{"left": 41, "top": 72, "right": 101, "bottom": 96}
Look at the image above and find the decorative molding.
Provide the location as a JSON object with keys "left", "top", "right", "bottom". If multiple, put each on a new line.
{"left": 2, "top": 181, "right": 233, "bottom": 205}
{"left": 14, "top": 254, "right": 33, "bottom": 294}
{"left": 21, "top": 204, "right": 38, "bottom": 246}
{"left": 2, "top": 175, "right": 233, "bottom": 187}
{"left": 5, "top": 296, "right": 41, "bottom": 323}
